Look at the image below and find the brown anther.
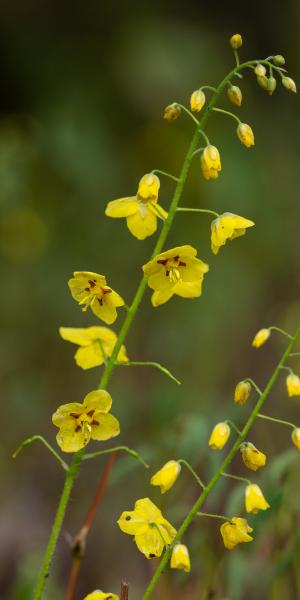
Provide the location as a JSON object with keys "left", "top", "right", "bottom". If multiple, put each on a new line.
{"left": 178, "top": 261, "right": 186, "bottom": 267}
{"left": 166, "top": 270, "right": 170, "bottom": 277}
{"left": 174, "top": 255, "right": 179, "bottom": 261}
{"left": 98, "top": 298, "right": 103, "bottom": 306}
{"left": 91, "top": 420, "right": 99, "bottom": 426}
{"left": 157, "top": 259, "right": 168, "bottom": 265}
{"left": 75, "top": 425, "right": 81, "bottom": 433}
{"left": 102, "top": 287, "right": 112, "bottom": 295}
{"left": 70, "top": 413, "right": 80, "bottom": 418}
{"left": 88, "top": 280, "right": 96, "bottom": 288}
{"left": 87, "top": 410, "right": 95, "bottom": 417}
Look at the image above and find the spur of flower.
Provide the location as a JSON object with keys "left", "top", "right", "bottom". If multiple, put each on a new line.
{"left": 117, "top": 497, "right": 176, "bottom": 559}
{"left": 200, "top": 145, "right": 221, "bottom": 180}
{"left": 245, "top": 484, "right": 270, "bottom": 514}
{"left": 142, "top": 245, "right": 209, "bottom": 307}
{"left": 59, "top": 326, "right": 128, "bottom": 370}
{"left": 210, "top": 212, "right": 254, "bottom": 255}
{"left": 52, "top": 390, "right": 120, "bottom": 452}
{"left": 220, "top": 517, "right": 253, "bottom": 550}
{"left": 150, "top": 460, "right": 181, "bottom": 493}
{"left": 286, "top": 373, "right": 300, "bottom": 397}
{"left": 170, "top": 543, "right": 191, "bottom": 572}
{"left": 68, "top": 271, "right": 124, "bottom": 324}
{"left": 105, "top": 173, "right": 168, "bottom": 240}
{"left": 208, "top": 422, "right": 230, "bottom": 449}
{"left": 82, "top": 592, "right": 119, "bottom": 600}
{"left": 240, "top": 442, "right": 266, "bottom": 471}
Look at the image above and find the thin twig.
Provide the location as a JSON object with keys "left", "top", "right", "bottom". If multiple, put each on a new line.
{"left": 121, "top": 581, "right": 129, "bottom": 600}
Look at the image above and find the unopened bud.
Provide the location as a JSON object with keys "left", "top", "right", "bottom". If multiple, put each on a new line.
{"left": 163, "top": 103, "right": 181, "bottom": 122}
{"left": 227, "top": 85, "right": 242, "bottom": 107}
{"left": 190, "top": 89, "right": 206, "bottom": 113}
{"left": 257, "top": 75, "right": 269, "bottom": 91}
{"left": 230, "top": 34, "right": 242, "bottom": 49}
{"left": 267, "top": 76, "right": 277, "bottom": 95}
{"left": 273, "top": 55, "right": 285, "bottom": 66}
{"left": 282, "top": 76, "right": 297, "bottom": 93}
{"left": 254, "top": 64, "right": 266, "bottom": 77}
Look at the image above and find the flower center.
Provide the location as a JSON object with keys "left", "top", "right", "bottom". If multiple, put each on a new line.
{"left": 70, "top": 409, "right": 99, "bottom": 433}
{"left": 157, "top": 255, "right": 186, "bottom": 283}
{"left": 84, "top": 279, "right": 113, "bottom": 306}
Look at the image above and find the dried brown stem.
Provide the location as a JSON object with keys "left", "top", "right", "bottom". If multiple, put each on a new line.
{"left": 121, "top": 581, "right": 129, "bottom": 600}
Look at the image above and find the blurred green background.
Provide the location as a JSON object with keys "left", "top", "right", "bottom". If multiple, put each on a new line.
{"left": 1, "top": 1, "right": 300, "bottom": 599}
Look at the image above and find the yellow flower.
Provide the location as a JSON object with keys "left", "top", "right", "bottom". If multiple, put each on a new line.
{"left": 209, "top": 422, "right": 230, "bottom": 450}
{"left": 52, "top": 390, "right": 120, "bottom": 452}
{"left": 68, "top": 271, "right": 124, "bottom": 325}
{"left": 82, "top": 592, "right": 119, "bottom": 600}
{"left": 254, "top": 64, "right": 266, "bottom": 77}
{"left": 117, "top": 498, "right": 176, "bottom": 559}
{"left": 142, "top": 245, "right": 209, "bottom": 307}
{"left": 105, "top": 173, "right": 168, "bottom": 240}
{"left": 150, "top": 460, "right": 181, "bottom": 493}
{"left": 286, "top": 373, "right": 300, "bottom": 397}
{"left": 282, "top": 76, "right": 297, "bottom": 93}
{"left": 220, "top": 517, "right": 253, "bottom": 550}
{"left": 59, "top": 326, "right": 128, "bottom": 370}
{"left": 234, "top": 381, "right": 251, "bottom": 405}
{"left": 240, "top": 442, "right": 266, "bottom": 471}
{"left": 237, "top": 123, "right": 255, "bottom": 147}
{"left": 164, "top": 103, "right": 181, "bottom": 122}
{"left": 230, "top": 34, "right": 243, "bottom": 49}
{"left": 210, "top": 212, "right": 254, "bottom": 255}
{"left": 252, "top": 328, "right": 271, "bottom": 348}
{"left": 170, "top": 543, "right": 191, "bottom": 572}
{"left": 227, "top": 85, "right": 242, "bottom": 107}
{"left": 245, "top": 484, "right": 270, "bottom": 514}
{"left": 291, "top": 428, "right": 300, "bottom": 450}
{"left": 190, "top": 89, "right": 206, "bottom": 112}
{"left": 200, "top": 145, "right": 222, "bottom": 180}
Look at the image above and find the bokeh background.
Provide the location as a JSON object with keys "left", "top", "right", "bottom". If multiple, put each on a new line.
{"left": 1, "top": 1, "right": 300, "bottom": 599}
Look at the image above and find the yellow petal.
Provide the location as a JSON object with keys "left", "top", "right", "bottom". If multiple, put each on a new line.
{"left": 170, "top": 543, "right": 191, "bottom": 572}
{"left": 74, "top": 343, "right": 104, "bottom": 369}
{"left": 90, "top": 292, "right": 124, "bottom": 324}
{"left": 150, "top": 460, "right": 181, "bottom": 493}
{"left": 137, "top": 173, "right": 160, "bottom": 201}
{"left": 105, "top": 197, "right": 138, "bottom": 218}
{"left": 126, "top": 207, "right": 157, "bottom": 240}
{"left": 52, "top": 403, "right": 83, "bottom": 428}
{"left": 83, "top": 590, "right": 119, "bottom": 600}
{"left": 117, "top": 511, "right": 148, "bottom": 535}
{"left": 148, "top": 202, "right": 168, "bottom": 220}
{"left": 91, "top": 413, "right": 120, "bottom": 441}
{"left": 151, "top": 288, "right": 174, "bottom": 307}
{"left": 59, "top": 326, "right": 96, "bottom": 346}
{"left": 134, "top": 528, "right": 165, "bottom": 558}
{"left": 56, "top": 425, "right": 90, "bottom": 453}
{"left": 173, "top": 280, "right": 203, "bottom": 298}
{"left": 83, "top": 389, "right": 112, "bottom": 413}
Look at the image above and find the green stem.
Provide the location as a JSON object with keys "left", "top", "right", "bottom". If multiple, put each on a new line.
{"left": 222, "top": 471, "right": 251, "bottom": 485}
{"left": 116, "top": 360, "right": 181, "bottom": 385}
{"left": 257, "top": 413, "right": 295, "bottom": 429}
{"left": 141, "top": 327, "right": 300, "bottom": 600}
{"left": 13, "top": 435, "right": 69, "bottom": 472}
{"left": 279, "top": 365, "right": 293, "bottom": 375}
{"left": 176, "top": 207, "right": 219, "bottom": 218}
{"left": 244, "top": 378, "right": 262, "bottom": 395}
{"left": 197, "top": 511, "right": 229, "bottom": 521}
{"left": 151, "top": 169, "right": 180, "bottom": 183}
{"left": 178, "top": 459, "right": 205, "bottom": 489}
{"left": 225, "top": 419, "right": 242, "bottom": 436}
{"left": 289, "top": 352, "right": 300, "bottom": 357}
{"left": 200, "top": 85, "right": 219, "bottom": 93}
{"left": 82, "top": 445, "right": 149, "bottom": 468}
{"left": 269, "top": 326, "right": 294, "bottom": 340}
{"left": 32, "top": 451, "right": 83, "bottom": 600}
{"left": 175, "top": 103, "right": 200, "bottom": 126}
{"left": 212, "top": 107, "right": 241, "bottom": 124}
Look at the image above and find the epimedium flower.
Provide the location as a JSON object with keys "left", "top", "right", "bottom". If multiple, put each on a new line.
{"left": 234, "top": 380, "right": 251, "bottom": 405}
{"left": 170, "top": 543, "right": 191, "bottom": 572}
{"left": 220, "top": 517, "right": 253, "bottom": 550}
{"left": 190, "top": 89, "right": 206, "bottom": 112}
{"left": 164, "top": 103, "right": 181, "bottom": 121}
{"left": 286, "top": 373, "right": 300, "bottom": 397}
{"left": 52, "top": 390, "right": 120, "bottom": 453}
{"left": 142, "top": 245, "right": 209, "bottom": 307}
{"left": 252, "top": 328, "right": 271, "bottom": 348}
{"left": 237, "top": 123, "right": 255, "bottom": 147}
{"left": 210, "top": 212, "right": 255, "bottom": 255}
{"left": 105, "top": 173, "right": 168, "bottom": 240}
{"left": 291, "top": 428, "right": 300, "bottom": 450}
{"left": 59, "top": 326, "right": 128, "bottom": 370}
{"left": 230, "top": 33, "right": 243, "bottom": 49}
{"left": 68, "top": 271, "right": 124, "bottom": 325}
{"left": 245, "top": 484, "right": 270, "bottom": 514}
{"left": 282, "top": 76, "right": 297, "bottom": 93}
{"left": 209, "top": 422, "right": 231, "bottom": 450}
{"left": 240, "top": 442, "right": 266, "bottom": 471}
{"left": 227, "top": 85, "right": 242, "bottom": 107}
{"left": 82, "top": 592, "right": 119, "bottom": 600}
{"left": 117, "top": 498, "right": 176, "bottom": 559}
{"left": 200, "top": 145, "right": 222, "bottom": 180}
{"left": 150, "top": 460, "right": 181, "bottom": 493}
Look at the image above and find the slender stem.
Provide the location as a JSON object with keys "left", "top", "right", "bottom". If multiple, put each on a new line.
{"left": 225, "top": 419, "right": 242, "bottom": 436}
{"left": 222, "top": 472, "right": 251, "bottom": 485}
{"left": 121, "top": 581, "right": 129, "bottom": 600}
{"left": 279, "top": 365, "right": 293, "bottom": 374}
{"left": 244, "top": 378, "right": 262, "bottom": 395}
{"left": 192, "top": 147, "right": 204, "bottom": 157}
{"left": 200, "top": 85, "right": 219, "bottom": 93}
{"left": 269, "top": 325, "right": 294, "bottom": 340}
{"left": 233, "top": 49, "right": 240, "bottom": 67}
{"left": 82, "top": 445, "right": 149, "bottom": 468}
{"left": 13, "top": 435, "right": 69, "bottom": 471}
{"left": 175, "top": 103, "right": 200, "bottom": 126}
{"left": 212, "top": 107, "right": 241, "bottom": 124}
{"left": 178, "top": 459, "right": 205, "bottom": 489}
{"left": 197, "top": 511, "right": 229, "bottom": 521}
{"left": 32, "top": 451, "right": 83, "bottom": 600}
{"left": 289, "top": 352, "right": 300, "bottom": 357}
{"left": 116, "top": 360, "right": 181, "bottom": 385}
{"left": 141, "top": 327, "right": 300, "bottom": 600}
{"left": 257, "top": 413, "right": 295, "bottom": 429}
{"left": 176, "top": 207, "right": 219, "bottom": 218}
{"left": 151, "top": 169, "right": 180, "bottom": 182}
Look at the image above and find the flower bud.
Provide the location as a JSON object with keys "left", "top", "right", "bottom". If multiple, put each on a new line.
{"left": 254, "top": 64, "right": 267, "bottom": 77}
{"left": 257, "top": 75, "right": 269, "bottom": 91}
{"left": 200, "top": 145, "right": 222, "bottom": 180}
{"left": 230, "top": 34, "right": 242, "bottom": 49}
{"left": 170, "top": 543, "right": 191, "bottom": 572}
{"left": 252, "top": 328, "right": 270, "bottom": 348}
{"left": 286, "top": 373, "right": 300, "bottom": 397}
{"left": 237, "top": 123, "right": 255, "bottom": 148}
{"left": 240, "top": 442, "right": 266, "bottom": 471}
{"left": 273, "top": 55, "right": 285, "bottom": 66}
{"left": 234, "top": 381, "right": 251, "bottom": 405}
{"left": 282, "top": 76, "right": 297, "bottom": 93}
{"left": 267, "top": 76, "right": 277, "bottom": 95}
{"left": 163, "top": 103, "right": 181, "bottom": 122}
{"left": 137, "top": 173, "right": 160, "bottom": 201}
{"left": 150, "top": 460, "right": 181, "bottom": 493}
{"left": 220, "top": 517, "right": 253, "bottom": 550}
{"left": 190, "top": 89, "right": 206, "bottom": 112}
{"left": 245, "top": 484, "right": 270, "bottom": 514}
{"left": 209, "top": 422, "right": 230, "bottom": 450}
{"left": 291, "top": 428, "right": 300, "bottom": 450}
{"left": 227, "top": 85, "right": 242, "bottom": 107}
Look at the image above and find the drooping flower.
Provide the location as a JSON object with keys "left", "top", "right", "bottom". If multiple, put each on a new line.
{"left": 105, "top": 173, "right": 168, "bottom": 240}
{"left": 52, "top": 390, "right": 120, "bottom": 452}
{"left": 117, "top": 498, "right": 176, "bottom": 559}
{"left": 68, "top": 271, "right": 124, "bottom": 325}
{"left": 252, "top": 328, "right": 271, "bottom": 348}
{"left": 200, "top": 145, "right": 222, "bottom": 180}
{"left": 220, "top": 517, "right": 253, "bottom": 550}
{"left": 150, "top": 460, "right": 181, "bottom": 493}
{"left": 234, "top": 381, "right": 251, "bottom": 405}
{"left": 227, "top": 85, "right": 242, "bottom": 107}
{"left": 210, "top": 212, "right": 254, "bottom": 255}
{"left": 230, "top": 34, "right": 243, "bottom": 49}
{"left": 209, "top": 422, "right": 230, "bottom": 450}
{"left": 240, "top": 442, "right": 266, "bottom": 471}
{"left": 170, "top": 543, "right": 191, "bottom": 572}
{"left": 142, "top": 245, "right": 209, "bottom": 307}
{"left": 237, "top": 123, "right": 255, "bottom": 147}
{"left": 282, "top": 76, "right": 297, "bottom": 93}
{"left": 254, "top": 64, "right": 267, "bottom": 77}
{"left": 82, "top": 592, "right": 119, "bottom": 600}
{"left": 190, "top": 89, "right": 206, "bottom": 112}
{"left": 164, "top": 103, "right": 181, "bottom": 122}
{"left": 245, "top": 484, "right": 270, "bottom": 514}
{"left": 291, "top": 428, "right": 300, "bottom": 450}
{"left": 286, "top": 373, "right": 300, "bottom": 397}
{"left": 59, "top": 326, "right": 128, "bottom": 370}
